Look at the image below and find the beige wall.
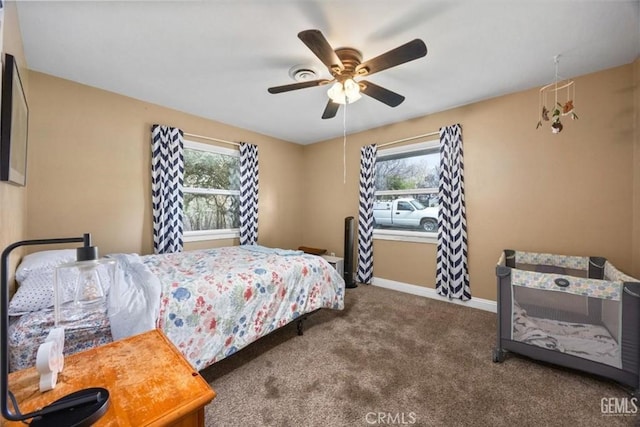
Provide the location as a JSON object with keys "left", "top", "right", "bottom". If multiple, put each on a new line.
{"left": 26, "top": 72, "right": 304, "bottom": 256}
{"left": 302, "top": 64, "right": 636, "bottom": 300}
{"left": 1, "top": 1, "right": 28, "bottom": 294}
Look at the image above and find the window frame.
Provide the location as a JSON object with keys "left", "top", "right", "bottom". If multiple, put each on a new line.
{"left": 373, "top": 139, "right": 440, "bottom": 244}
{"left": 182, "top": 139, "right": 240, "bottom": 242}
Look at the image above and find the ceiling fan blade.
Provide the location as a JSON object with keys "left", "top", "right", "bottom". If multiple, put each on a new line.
{"left": 322, "top": 100, "right": 340, "bottom": 119}
{"left": 356, "top": 39, "right": 427, "bottom": 76}
{"left": 359, "top": 80, "right": 405, "bottom": 107}
{"left": 298, "top": 29, "right": 344, "bottom": 72}
{"left": 268, "top": 79, "right": 330, "bottom": 94}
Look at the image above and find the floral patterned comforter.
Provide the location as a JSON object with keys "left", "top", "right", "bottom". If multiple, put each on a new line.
{"left": 143, "top": 245, "right": 345, "bottom": 370}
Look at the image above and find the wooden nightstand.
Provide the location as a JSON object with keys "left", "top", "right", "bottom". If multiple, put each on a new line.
{"left": 2, "top": 329, "right": 216, "bottom": 426}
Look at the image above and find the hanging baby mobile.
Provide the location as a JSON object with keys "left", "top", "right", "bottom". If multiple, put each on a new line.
{"left": 536, "top": 55, "right": 578, "bottom": 133}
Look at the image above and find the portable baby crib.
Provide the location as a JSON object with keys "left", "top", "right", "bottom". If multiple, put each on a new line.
{"left": 494, "top": 250, "right": 640, "bottom": 394}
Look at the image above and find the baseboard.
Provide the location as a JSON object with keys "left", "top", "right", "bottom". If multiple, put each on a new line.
{"left": 371, "top": 277, "right": 497, "bottom": 313}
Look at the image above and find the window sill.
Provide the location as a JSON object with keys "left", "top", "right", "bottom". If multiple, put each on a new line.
{"left": 373, "top": 229, "right": 437, "bottom": 244}
{"left": 183, "top": 229, "right": 239, "bottom": 242}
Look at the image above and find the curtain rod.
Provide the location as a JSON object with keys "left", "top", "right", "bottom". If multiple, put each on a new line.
{"left": 377, "top": 130, "right": 439, "bottom": 148}
{"left": 183, "top": 132, "right": 240, "bottom": 147}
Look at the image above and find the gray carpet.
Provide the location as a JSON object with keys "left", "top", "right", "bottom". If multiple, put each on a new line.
{"left": 200, "top": 285, "right": 635, "bottom": 426}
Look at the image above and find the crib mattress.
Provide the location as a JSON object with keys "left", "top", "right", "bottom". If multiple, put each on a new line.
{"left": 512, "top": 304, "right": 621, "bottom": 368}
{"left": 8, "top": 305, "right": 113, "bottom": 372}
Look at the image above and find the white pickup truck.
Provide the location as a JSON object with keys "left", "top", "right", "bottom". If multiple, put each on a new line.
{"left": 373, "top": 198, "right": 438, "bottom": 232}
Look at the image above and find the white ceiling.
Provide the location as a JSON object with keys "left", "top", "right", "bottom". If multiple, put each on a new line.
{"left": 15, "top": 0, "right": 640, "bottom": 145}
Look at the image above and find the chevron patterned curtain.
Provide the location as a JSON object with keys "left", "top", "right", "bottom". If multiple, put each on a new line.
{"left": 151, "top": 124, "right": 184, "bottom": 254}
{"left": 239, "top": 142, "right": 259, "bottom": 245}
{"left": 357, "top": 144, "right": 377, "bottom": 284}
{"left": 436, "top": 124, "right": 470, "bottom": 300}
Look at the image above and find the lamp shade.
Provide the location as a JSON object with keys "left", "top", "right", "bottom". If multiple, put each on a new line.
{"left": 54, "top": 258, "right": 116, "bottom": 327}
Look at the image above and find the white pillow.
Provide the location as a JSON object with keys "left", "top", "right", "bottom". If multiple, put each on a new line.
{"left": 8, "top": 272, "right": 56, "bottom": 316}
{"left": 15, "top": 249, "right": 77, "bottom": 282}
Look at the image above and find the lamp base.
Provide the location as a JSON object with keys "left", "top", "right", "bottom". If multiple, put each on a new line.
{"left": 30, "top": 387, "right": 109, "bottom": 427}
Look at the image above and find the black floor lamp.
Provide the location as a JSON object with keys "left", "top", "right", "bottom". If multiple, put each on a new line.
{"left": 1, "top": 233, "right": 110, "bottom": 426}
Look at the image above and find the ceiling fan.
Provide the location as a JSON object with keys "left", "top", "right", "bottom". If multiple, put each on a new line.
{"left": 268, "top": 29, "right": 428, "bottom": 119}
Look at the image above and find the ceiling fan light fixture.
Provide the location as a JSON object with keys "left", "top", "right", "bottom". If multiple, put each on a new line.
{"left": 269, "top": 30, "right": 428, "bottom": 118}
{"left": 327, "top": 78, "right": 361, "bottom": 105}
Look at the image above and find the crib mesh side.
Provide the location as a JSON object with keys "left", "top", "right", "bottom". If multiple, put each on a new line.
{"left": 509, "top": 258, "right": 623, "bottom": 369}
{"left": 620, "top": 283, "right": 640, "bottom": 377}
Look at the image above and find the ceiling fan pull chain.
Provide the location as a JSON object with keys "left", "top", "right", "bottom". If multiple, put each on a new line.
{"left": 343, "top": 100, "right": 348, "bottom": 184}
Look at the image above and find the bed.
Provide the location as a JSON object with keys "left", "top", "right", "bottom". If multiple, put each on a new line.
{"left": 494, "top": 249, "right": 640, "bottom": 394}
{"left": 8, "top": 245, "right": 345, "bottom": 372}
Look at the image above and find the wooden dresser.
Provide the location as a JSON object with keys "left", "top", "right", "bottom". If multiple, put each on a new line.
{"left": 2, "top": 329, "right": 216, "bottom": 426}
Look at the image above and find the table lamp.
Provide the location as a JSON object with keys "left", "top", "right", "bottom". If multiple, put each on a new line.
{"left": 1, "top": 233, "right": 110, "bottom": 426}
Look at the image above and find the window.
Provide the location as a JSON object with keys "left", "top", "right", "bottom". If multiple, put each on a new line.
{"left": 397, "top": 201, "right": 413, "bottom": 211}
{"left": 183, "top": 140, "right": 240, "bottom": 241}
{"left": 374, "top": 140, "right": 440, "bottom": 243}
